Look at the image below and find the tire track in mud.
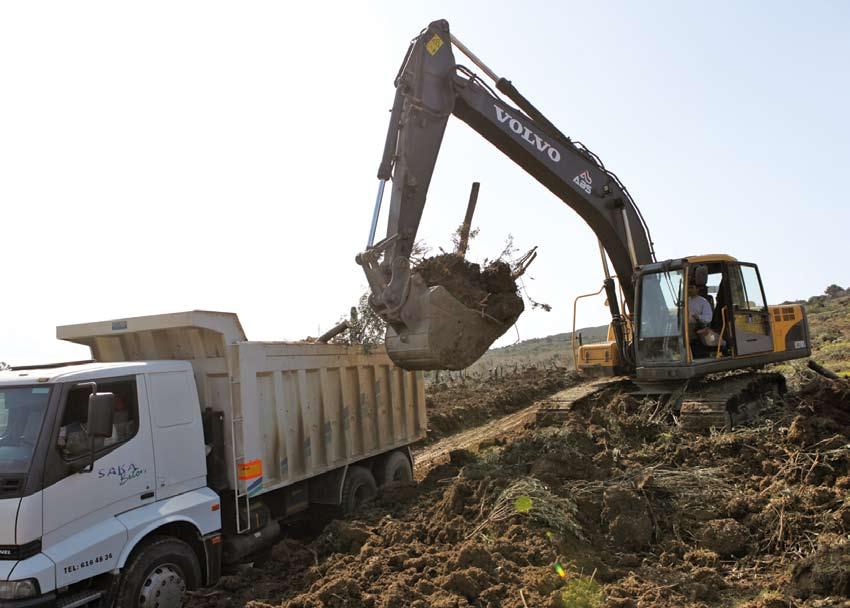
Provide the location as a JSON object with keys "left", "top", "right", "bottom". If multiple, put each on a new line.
{"left": 413, "top": 378, "right": 618, "bottom": 477}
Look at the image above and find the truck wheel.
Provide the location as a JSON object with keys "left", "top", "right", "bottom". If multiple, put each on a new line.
{"left": 341, "top": 466, "right": 377, "bottom": 513}
{"left": 376, "top": 451, "right": 413, "bottom": 486}
{"left": 116, "top": 537, "right": 202, "bottom": 608}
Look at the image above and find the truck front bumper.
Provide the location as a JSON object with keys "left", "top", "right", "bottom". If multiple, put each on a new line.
{"left": 0, "top": 593, "right": 56, "bottom": 608}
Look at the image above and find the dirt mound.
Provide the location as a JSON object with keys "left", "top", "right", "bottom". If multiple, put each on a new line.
{"left": 602, "top": 487, "right": 653, "bottom": 551}
{"left": 424, "top": 367, "right": 579, "bottom": 443}
{"left": 189, "top": 368, "right": 850, "bottom": 608}
{"left": 414, "top": 254, "right": 524, "bottom": 324}
{"left": 794, "top": 371, "right": 850, "bottom": 431}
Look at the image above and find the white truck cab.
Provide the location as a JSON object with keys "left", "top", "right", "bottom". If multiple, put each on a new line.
{"left": 0, "top": 360, "right": 221, "bottom": 607}
{"left": 0, "top": 311, "right": 425, "bottom": 607}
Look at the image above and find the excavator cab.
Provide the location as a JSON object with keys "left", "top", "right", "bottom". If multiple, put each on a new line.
{"left": 632, "top": 256, "right": 810, "bottom": 381}
{"left": 576, "top": 256, "right": 811, "bottom": 381}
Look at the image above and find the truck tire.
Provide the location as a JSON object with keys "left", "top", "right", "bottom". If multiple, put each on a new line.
{"left": 341, "top": 466, "right": 377, "bottom": 513}
{"left": 115, "top": 536, "right": 202, "bottom": 608}
{"left": 376, "top": 450, "right": 413, "bottom": 486}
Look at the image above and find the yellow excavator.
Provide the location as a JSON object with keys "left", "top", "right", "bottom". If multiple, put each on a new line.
{"left": 356, "top": 20, "right": 811, "bottom": 429}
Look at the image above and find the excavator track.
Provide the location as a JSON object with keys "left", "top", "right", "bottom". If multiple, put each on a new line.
{"left": 549, "top": 372, "right": 788, "bottom": 434}
{"left": 677, "top": 372, "right": 787, "bottom": 433}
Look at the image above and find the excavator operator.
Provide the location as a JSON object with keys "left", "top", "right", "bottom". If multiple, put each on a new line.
{"left": 688, "top": 282, "right": 713, "bottom": 330}
{"left": 688, "top": 281, "right": 715, "bottom": 357}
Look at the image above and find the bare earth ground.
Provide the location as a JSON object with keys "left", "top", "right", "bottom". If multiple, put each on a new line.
{"left": 422, "top": 367, "right": 580, "bottom": 445}
{"left": 185, "top": 292, "right": 849, "bottom": 608}
{"left": 187, "top": 365, "right": 850, "bottom": 608}
{"left": 413, "top": 379, "right": 615, "bottom": 478}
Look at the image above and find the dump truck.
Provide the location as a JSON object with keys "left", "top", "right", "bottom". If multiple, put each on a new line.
{"left": 0, "top": 311, "right": 425, "bottom": 607}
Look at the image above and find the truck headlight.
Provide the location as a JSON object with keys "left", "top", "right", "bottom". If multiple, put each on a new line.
{"left": 0, "top": 579, "right": 39, "bottom": 600}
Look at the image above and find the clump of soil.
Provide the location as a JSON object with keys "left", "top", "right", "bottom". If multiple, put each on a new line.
{"left": 414, "top": 254, "right": 524, "bottom": 325}
{"left": 697, "top": 518, "right": 749, "bottom": 557}
{"left": 791, "top": 534, "right": 850, "bottom": 598}
{"left": 602, "top": 487, "right": 653, "bottom": 551}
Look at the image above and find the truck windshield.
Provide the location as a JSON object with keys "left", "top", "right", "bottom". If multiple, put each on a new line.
{"left": 0, "top": 387, "right": 50, "bottom": 475}
{"left": 637, "top": 270, "right": 685, "bottom": 364}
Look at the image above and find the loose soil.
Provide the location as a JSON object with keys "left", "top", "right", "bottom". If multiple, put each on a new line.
{"left": 423, "top": 367, "right": 581, "bottom": 444}
{"left": 188, "top": 367, "right": 850, "bottom": 608}
{"left": 414, "top": 379, "right": 611, "bottom": 477}
{"left": 414, "top": 254, "right": 524, "bottom": 325}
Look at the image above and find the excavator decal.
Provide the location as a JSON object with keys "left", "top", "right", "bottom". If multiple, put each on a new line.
{"left": 493, "top": 106, "right": 561, "bottom": 161}
{"left": 574, "top": 170, "right": 592, "bottom": 194}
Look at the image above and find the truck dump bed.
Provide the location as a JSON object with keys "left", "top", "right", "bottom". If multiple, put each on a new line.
{"left": 57, "top": 311, "right": 427, "bottom": 499}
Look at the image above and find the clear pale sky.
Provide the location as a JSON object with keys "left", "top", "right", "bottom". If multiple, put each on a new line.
{"left": 1, "top": 1, "right": 848, "bottom": 364}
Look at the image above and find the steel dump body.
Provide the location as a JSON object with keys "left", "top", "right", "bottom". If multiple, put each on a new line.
{"left": 57, "top": 311, "right": 427, "bottom": 498}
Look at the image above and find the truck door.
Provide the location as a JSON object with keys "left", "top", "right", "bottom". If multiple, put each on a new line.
{"left": 146, "top": 370, "right": 207, "bottom": 500}
{"left": 41, "top": 375, "right": 156, "bottom": 588}
{"left": 727, "top": 263, "right": 773, "bottom": 356}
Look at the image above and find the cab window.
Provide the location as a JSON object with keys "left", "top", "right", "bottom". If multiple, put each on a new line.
{"left": 729, "top": 265, "right": 766, "bottom": 312}
{"left": 0, "top": 387, "right": 51, "bottom": 476}
{"left": 637, "top": 269, "right": 685, "bottom": 364}
{"left": 57, "top": 378, "right": 139, "bottom": 460}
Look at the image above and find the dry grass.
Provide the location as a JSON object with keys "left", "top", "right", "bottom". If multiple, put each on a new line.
{"left": 470, "top": 477, "right": 586, "bottom": 541}
{"left": 569, "top": 466, "right": 736, "bottom": 512}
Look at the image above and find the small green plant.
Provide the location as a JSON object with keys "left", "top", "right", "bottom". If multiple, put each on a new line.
{"left": 656, "top": 431, "right": 674, "bottom": 445}
{"left": 559, "top": 575, "right": 603, "bottom": 608}
{"left": 513, "top": 495, "right": 533, "bottom": 513}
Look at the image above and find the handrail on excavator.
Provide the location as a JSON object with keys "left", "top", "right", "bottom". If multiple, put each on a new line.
{"left": 571, "top": 285, "right": 606, "bottom": 370}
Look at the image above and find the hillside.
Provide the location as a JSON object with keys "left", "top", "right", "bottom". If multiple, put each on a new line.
{"left": 797, "top": 289, "right": 850, "bottom": 375}
{"left": 462, "top": 324, "right": 608, "bottom": 375}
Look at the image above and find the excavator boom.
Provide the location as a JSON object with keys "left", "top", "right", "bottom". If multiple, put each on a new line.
{"left": 358, "top": 19, "right": 655, "bottom": 370}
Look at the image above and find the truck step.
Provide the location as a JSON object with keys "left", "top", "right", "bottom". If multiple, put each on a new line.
{"left": 56, "top": 590, "right": 103, "bottom": 608}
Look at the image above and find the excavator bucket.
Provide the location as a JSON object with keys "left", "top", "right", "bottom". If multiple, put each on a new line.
{"left": 384, "top": 277, "right": 518, "bottom": 371}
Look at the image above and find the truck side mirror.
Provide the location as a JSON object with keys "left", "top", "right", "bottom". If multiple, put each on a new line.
{"left": 87, "top": 392, "right": 115, "bottom": 438}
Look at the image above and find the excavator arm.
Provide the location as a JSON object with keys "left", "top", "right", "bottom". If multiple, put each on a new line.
{"left": 358, "top": 19, "right": 656, "bottom": 370}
